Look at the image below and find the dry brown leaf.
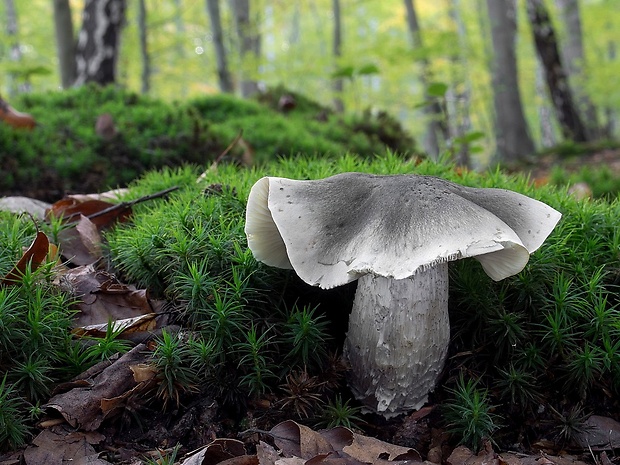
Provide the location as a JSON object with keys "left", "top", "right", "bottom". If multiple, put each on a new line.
{"left": 257, "top": 441, "right": 282, "bottom": 465}
{"left": 0, "top": 97, "right": 36, "bottom": 129}
{"left": 181, "top": 439, "right": 248, "bottom": 465}
{"left": 45, "top": 344, "right": 151, "bottom": 430}
{"left": 22, "top": 426, "right": 107, "bottom": 465}
{"left": 60, "top": 265, "right": 163, "bottom": 330}
{"left": 73, "top": 313, "right": 158, "bottom": 338}
{"left": 46, "top": 197, "right": 131, "bottom": 229}
{"left": 271, "top": 420, "right": 334, "bottom": 459}
{"left": 1, "top": 231, "right": 50, "bottom": 286}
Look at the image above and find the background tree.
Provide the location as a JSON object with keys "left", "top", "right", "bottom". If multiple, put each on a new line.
{"left": 229, "top": 0, "right": 260, "bottom": 97}
{"left": 206, "top": 0, "right": 234, "bottom": 93}
{"left": 555, "top": 0, "right": 599, "bottom": 139}
{"left": 486, "top": 0, "right": 535, "bottom": 164}
{"left": 74, "top": 0, "right": 127, "bottom": 86}
{"left": 332, "top": 0, "right": 344, "bottom": 112}
{"left": 137, "top": 0, "right": 151, "bottom": 94}
{"left": 526, "top": 0, "right": 587, "bottom": 142}
{"left": 404, "top": 0, "right": 448, "bottom": 160}
{"left": 52, "top": 0, "right": 76, "bottom": 89}
{"left": 4, "top": 0, "right": 24, "bottom": 95}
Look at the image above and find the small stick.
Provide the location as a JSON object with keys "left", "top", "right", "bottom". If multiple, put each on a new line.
{"left": 63, "top": 185, "right": 179, "bottom": 225}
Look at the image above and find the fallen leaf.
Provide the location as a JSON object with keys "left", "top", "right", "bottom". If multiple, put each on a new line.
{"left": 0, "top": 97, "right": 36, "bottom": 129}
{"left": 45, "top": 344, "right": 151, "bottom": 430}
{"left": 180, "top": 439, "right": 248, "bottom": 465}
{"left": 46, "top": 197, "right": 131, "bottom": 229}
{"left": 575, "top": 415, "right": 620, "bottom": 450}
{"left": 23, "top": 426, "right": 107, "bottom": 465}
{"left": 257, "top": 441, "right": 281, "bottom": 465}
{"left": 59, "top": 265, "right": 164, "bottom": 329}
{"left": 270, "top": 420, "right": 334, "bottom": 459}
{"left": 1, "top": 231, "right": 50, "bottom": 286}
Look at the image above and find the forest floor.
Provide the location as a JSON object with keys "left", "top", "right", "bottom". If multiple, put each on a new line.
{"left": 2, "top": 148, "right": 620, "bottom": 465}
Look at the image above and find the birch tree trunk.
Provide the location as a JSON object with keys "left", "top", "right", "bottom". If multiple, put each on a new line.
{"left": 404, "top": 0, "right": 447, "bottom": 160}
{"left": 74, "top": 0, "right": 127, "bottom": 86}
{"left": 554, "top": 0, "right": 599, "bottom": 138}
{"left": 332, "top": 0, "right": 344, "bottom": 112}
{"left": 206, "top": 0, "right": 234, "bottom": 93}
{"left": 53, "top": 0, "right": 76, "bottom": 89}
{"left": 486, "top": 0, "right": 535, "bottom": 164}
{"left": 229, "top": 0, "right": 261, "bottom": 97}
{"left": 138, "top": 0, "right": 151, "bottom": 94}
{"left": 526, "top": 0, "right": 587, "bottom": 142}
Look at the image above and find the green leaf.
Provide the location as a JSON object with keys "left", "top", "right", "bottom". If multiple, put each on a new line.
{"left": 331, "top": 66, "right": 355, "bottom": 79}
{"left": 427, "top": 82, "right": 448, "bottom": 98}
{"left": 357, "top": 63, "right": 380, "bottom": 76}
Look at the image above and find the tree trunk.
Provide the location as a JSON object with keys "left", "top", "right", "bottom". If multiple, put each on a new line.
{"left": 554, "top": 0, "right": 599, "bottom": 139}
{"left": 604, "top": 39, "right": 617, "bottom": 138}
{"left": 404, "top": 0, "right": 448, "bottom": 160}
{"left": 205, "top": 0, "right": 234, "bottom": 93}
{"left": 137, "top": 0, "right": 151, "bottom": 94}
{"left": 4, "top": 0, "right": 25, "bottom": 95}
{"left": 332, "top": 0, "right": 344, "bottom": 112}
{"left": 526, "top": 0, "right": 587, "bottom": 142}
{"left": 486, "top": 0, "right": 535, "bottom": 164}
{"left": 229, "top": 0, "right": 260, "bottom": 97}
{"left": 53, "top": 0, "right": 77, "bottom": 89}
{"left": 536, "top": 60, "right": 556, "bottom": 148}
{"left": 74, "top": 0, "right": 127, "bottom": 86}
{"left": 446, "top": 0, "right": 472, "bottom": 167}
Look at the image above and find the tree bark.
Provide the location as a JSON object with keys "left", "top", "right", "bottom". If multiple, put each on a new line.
{"left": 536, "top": 60, "right": 556, "bottom": 148}
{"left": 526, "top": 0, "right": 587, "bottom": 142}
{"left": 332, "top": 0, "right": 344, "bottom": 112}
{"left": 137, "top": 0, "right": 151, "bottom": 94}
{"left": 53, "top": 0, "right": 77, "bottom": 89}
{"left": 74, "top": 0, "right": 127, "bottom": 86}
{"left": 4, "top": 0, "right": 25, "bottom": 95}
{"left": 446, "top": 0, "right": 472, "bottom": 167}
{"left": 229, "top": 0, "right": 260, "bottom": 97}
{"left": 205, "top": 0, "right": 234, "bottom": 93}
{"left": 554, "top": 0, "right": 599, "bottom": 138}
{"left": 404, "top": 0, "right": 448, "bottom": 160}
{"left": 486, "top": 0, "right": 535, "bottom": 164}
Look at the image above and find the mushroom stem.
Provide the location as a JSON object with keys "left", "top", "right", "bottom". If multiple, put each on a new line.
{"left": 343, "top": 262, "right": 450, "bottom": 416}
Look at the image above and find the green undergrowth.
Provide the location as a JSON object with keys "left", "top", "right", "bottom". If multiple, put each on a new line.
{"left": 0, "top": 213, "right": 86, "bottom": 450}
{"left": 2, "top": 152, "right": 620, "bottom": 451}
{"left": 0, "top": 84, "right": 415, "bottom": 202}
{"left": 103, "top": 153, "right": 620, "bottom": 447}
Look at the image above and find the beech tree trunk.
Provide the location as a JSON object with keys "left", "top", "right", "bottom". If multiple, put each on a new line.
{"left": 138, "top": 0, "right": 151, "bottom": 94}
{"left": 74, "top": 0, "right": 127, "bottom": 86}
{"left": 447, "top": 0, "right": 472, "bottom": 167}
{"left": 332, "top": 0, "right": 344, "bottom": 112}
{"left": 206, "top": 0, "right": 234, "bottom": 93}
{"left": 53, "top": 0, "right": 77, "bottom": 89}
{"left": 526, "top": 0, "right": 587, "bottom": 142}
{"left": 486, "top": 0, "right": 535, "bottom": 164}
{"left": 555, "top": 0, "right": 599, "bottom": 139}
{"left": 536, "top": 61, "right": 556, "bottom": 148}
{"left": 229, "top": 0, "right": 260, "bottom": 97}
{"left": 404, "top": 0, "right": 448, "bottom": 160}
{"left": 4, "top": 0, "right": 24, "bottom": 95}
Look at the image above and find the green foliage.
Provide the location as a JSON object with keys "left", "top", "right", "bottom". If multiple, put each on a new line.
{"left": 1, "top": 85, "right": 416, "bottom": 201}
{"left": 318, "top": 394, "right": 364, "bottom": 429}
{"left": 0, "top": 375, "right": 29, "bottom": 452}
{"left": 444, "top": 374, "right": 501, "bottom": 452}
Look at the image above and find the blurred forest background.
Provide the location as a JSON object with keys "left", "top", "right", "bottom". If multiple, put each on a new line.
{"left": 0, "top": 0, "right": 617, "bottom": 166}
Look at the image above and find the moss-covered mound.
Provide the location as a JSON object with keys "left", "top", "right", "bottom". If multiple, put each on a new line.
{"left": 0, "top": 85, "right": 416, "bottom": 201}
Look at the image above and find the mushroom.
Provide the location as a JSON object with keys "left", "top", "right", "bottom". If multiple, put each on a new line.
{"left": 244, "top": 172, "right": 561, "bottom": 416}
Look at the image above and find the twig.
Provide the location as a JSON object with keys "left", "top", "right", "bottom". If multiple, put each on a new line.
{"left": 63, "top": 185, "right": 179, "bottom": 225}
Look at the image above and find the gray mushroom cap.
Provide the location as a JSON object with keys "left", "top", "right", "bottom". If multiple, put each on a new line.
{"left": 245, "top": 173, "right": 562, "bottom": 289}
